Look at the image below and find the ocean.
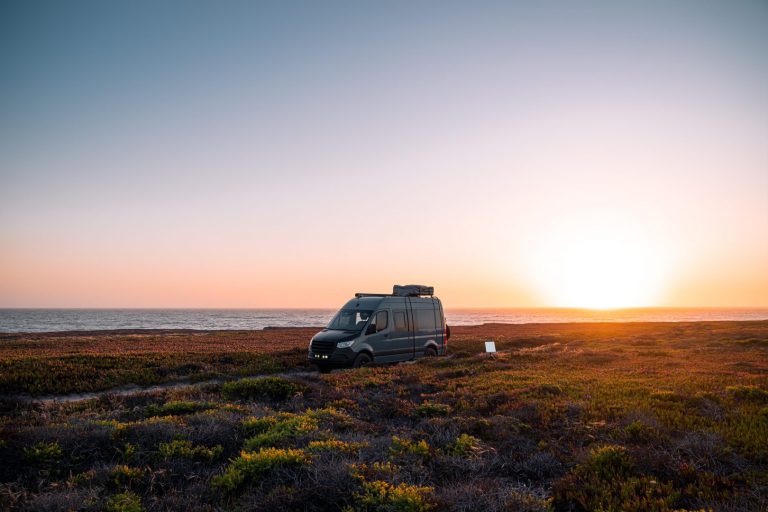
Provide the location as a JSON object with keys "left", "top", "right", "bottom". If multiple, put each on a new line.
{"left": 1, "top": 308, "right": 767, "bottom": 333}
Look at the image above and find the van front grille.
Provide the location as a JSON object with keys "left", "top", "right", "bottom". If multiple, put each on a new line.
{"left": 311, "top": 339, "right": 336, "bottom": 354}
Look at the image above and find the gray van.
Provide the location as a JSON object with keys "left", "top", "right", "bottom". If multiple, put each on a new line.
{"left": 308, "top": 285, "right": 450, "bottom": 373}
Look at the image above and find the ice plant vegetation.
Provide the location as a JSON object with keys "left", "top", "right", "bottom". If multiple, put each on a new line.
{"left": 0, "top": 322, "right": 766, "bottom": 510}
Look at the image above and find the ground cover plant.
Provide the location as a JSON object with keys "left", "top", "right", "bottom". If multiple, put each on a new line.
{"left": 0, "top": 321, "right": 767, "bottom": 510}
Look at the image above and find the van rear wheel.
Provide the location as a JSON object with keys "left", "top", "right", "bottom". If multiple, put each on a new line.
{"left": 425, "top": 347, "right": 437, "bottom": 357}
{"left": 353, "top": 353, "right": 372, "bottom": 368}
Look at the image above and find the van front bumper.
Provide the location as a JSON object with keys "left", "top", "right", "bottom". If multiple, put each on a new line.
{"left": 308, "top": 349, "right": 354, "bottom": 367}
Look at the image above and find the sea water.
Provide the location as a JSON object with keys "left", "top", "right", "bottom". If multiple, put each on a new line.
{"left": 1, "top": 308, "right": 766, "bottom": 333}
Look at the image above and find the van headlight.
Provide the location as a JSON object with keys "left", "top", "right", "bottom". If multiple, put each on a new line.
{"left": 336, "top": 340, "right": 354, "bottom": 348}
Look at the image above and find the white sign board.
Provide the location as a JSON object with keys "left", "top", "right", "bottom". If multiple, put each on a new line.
{"left": 485, "top": 341, "right": 496, "bottom": 353}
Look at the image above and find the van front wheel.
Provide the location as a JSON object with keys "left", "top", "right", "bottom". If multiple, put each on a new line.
{"left": 353, "top": 353, "right": 372, "bottom": 368}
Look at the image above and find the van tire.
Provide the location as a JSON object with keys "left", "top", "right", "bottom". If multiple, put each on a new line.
{"left": 353, "top": 353, "right": 372, "bottom": 368}
{"left": 317, "top": 366, "right": 332, "bottom": 374}
{"left": 425, "top": 347, "right": 437, "bottom": 357}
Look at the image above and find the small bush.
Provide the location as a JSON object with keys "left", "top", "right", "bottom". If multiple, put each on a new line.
{"left": 305, "top": 406, "right": 358, "bottom": 429}
{"left": 221, "top": 377, "right": 307, "bottom": 401}
{"left": 242, "top": 413, "right": 318, "bottom": 451}
{"left": 23, "top": 441, "right": 63, "bottom": 463}
{"left": 536, "top": 384, "right": 563, "bottom": 396}
{"left": 111, "top": 465, "right": 143, "bottom": 487}
{"left": 241, "top": 416, "right": 278, "bottom": 437}
{"left": 106, "top": 491, "right": 144, "bottom": 512}
{"left": 307, "top": 439, "right": 368, "bottom": 454}
{"left": 414, "top": 402, "right": 452, "bottom": 418}
{"left": 726, "top": 385, "right": 768, "bottom": 403}
{"left": 159, "top": 439, "right": 223, "bottom": 461}
{"left": 350, "top": 462, "right": 401, "bottom": 481}
{"left": 69, "top": 470, "right": 96, "bottom": 487}
{"left": 582, "top": 445, "right": 634, "bottom": 480}
{"left": 624, "top": 420, "right": 657, "bottom": 443}
{"left": 552, "top": 445, "right": 679, "bottom": 512}
{"left": 650, "top": 390, "right": 684, "bottom": 402}
{"left": 390, "top": 436, "right": 431, "bottom": 459}
{"left": 445, "top": 434, "right": 483, "bottom": 458}
{"left": 121, "top": 443, "right": 137, "bottom": 462}
{"left": 146, "top": 400, "right": 213, "bottom": 417}
{"left": 211, "top": 448, "right": 309, "bottom": 492}
{"left": 346, "top": 480, "right": 435, "bottom": 512}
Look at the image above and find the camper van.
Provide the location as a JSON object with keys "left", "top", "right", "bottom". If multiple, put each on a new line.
{"left": 308, "top": 285, "right": 450, "bottom": 373}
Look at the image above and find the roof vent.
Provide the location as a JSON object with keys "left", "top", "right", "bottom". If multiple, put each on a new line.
{"left": 393, "top": 284, "right": 434, "bottom": 297}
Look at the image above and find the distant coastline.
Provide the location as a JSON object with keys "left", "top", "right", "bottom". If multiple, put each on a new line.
{"left": 1, "top": 307, "right": 767, "bottom": 333}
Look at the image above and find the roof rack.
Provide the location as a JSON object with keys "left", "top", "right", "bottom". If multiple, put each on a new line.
{"left": 354, "top": 292, "right": 391, "bottom": 298}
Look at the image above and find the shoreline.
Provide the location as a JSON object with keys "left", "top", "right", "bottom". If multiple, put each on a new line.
{"left": 2, "top": 317, "right": 768, "bottom": 336}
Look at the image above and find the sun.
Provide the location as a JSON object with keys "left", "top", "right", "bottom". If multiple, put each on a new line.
{"left": 526, "top": 216, "right": 668, "bottom": 309}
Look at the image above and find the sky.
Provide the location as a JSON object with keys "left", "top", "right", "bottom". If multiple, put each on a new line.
{"left": 1, "top": 0, "right": 767, "bottom": 308}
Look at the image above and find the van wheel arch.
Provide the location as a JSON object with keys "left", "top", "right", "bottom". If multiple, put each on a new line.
{"left": 352, "top": 351, "right": 373, "bottom": 368}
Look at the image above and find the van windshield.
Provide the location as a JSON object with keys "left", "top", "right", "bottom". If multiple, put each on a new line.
{"left": 326, "top": 309, "right": 373, "bottom": 331}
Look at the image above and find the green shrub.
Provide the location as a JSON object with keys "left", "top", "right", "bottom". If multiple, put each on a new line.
{"left": 307, "top": 439, "right": 368, "bottom": 454}
{"left": 242, "top": 413, "right": 318, "bottom": 451}
{"left": 111, "top": 465, "right": 143, "bottom": 487}
{"left": 413, "top": 402, "right": 452, "bottom": 418}
{"left": 241, "top": 416, "right": 279, "bottom": 436}
{"left": 390, "top": 436, "right": 431, "bottom": 459}
{"left": 536, "top": 383, "right": 563, "bottom": 396}
{"left": 445, "top": 434, "right": 483, "bottom": 458}
{"left": 106, "top": 491, "right": 144, "bottom": 512}
{"left": 649, "top": 390, "right": 684, "bottom": 402}
{"left": 624, "top": 420, "right": 657, "bottom": 443}
{"left": 305, "top": 406, "right": 358, "bottom": 429}
{"left": 582, "top": 445, "right": 634, "bottom": 480}
{"left": 23, "top": 441, "right": 63, "bottom": 463}
{"left": 350, "top": 462, "right": 401, "bottom": 481}
{"left": 69, "top": 470, "right": 96, "bottom": 487}
{"left": 159, "top": 439, "right": 223, "bottom": 461}
{"left": 221, "top": 377, "right": 307, "bottom": 401}
{"left": 553, "top": 474, "right": 677, "bottom": 512}
{"left": 720, "top": 411, "right": 768, "bottom": 461}
{"left": 121, "top": 443, "right": 137, "bottom": 462}
{"left": 146, "top": 400, "right": 213, "bottom": 417}
{"left": 345, "top": 480, "right": 435, "bottom": 512}
{"left": 211, "top": 448, "right": 309, "bottom": 492}
{"left": 726, "top": 385, "right": 768, "bottom": 403}
{"left": 552, "top": 445, "right": 679, "bottom": 512}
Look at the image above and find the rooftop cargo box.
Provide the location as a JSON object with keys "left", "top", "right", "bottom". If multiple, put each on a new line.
{"left": 392, "top": 284, "right": 434, "bottom": 297}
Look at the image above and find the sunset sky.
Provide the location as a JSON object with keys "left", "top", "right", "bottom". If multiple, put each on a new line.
{"left": 1, "top": 1, "right": 767, "bottom": 308}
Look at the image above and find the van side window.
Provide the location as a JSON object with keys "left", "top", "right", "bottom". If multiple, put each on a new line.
{"left": 415, "top": 309, "right": 436, "bottom": 332}
{"left": 375, "top": 311, "right": 388, "bottom": 332}
{"left": 393, "top": 311, "right": 407, "bottom": 331}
